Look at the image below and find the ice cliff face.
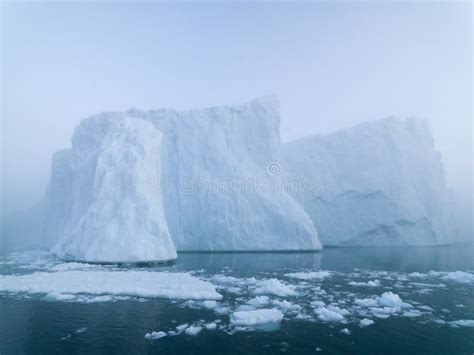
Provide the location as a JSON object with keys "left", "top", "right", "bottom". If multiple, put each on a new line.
{"left": 49, "top": 117, "right": 176, "bottom": 262}
{"left": 43, "top": 97, "right": 321, "bottom": 260}
{"left": 282, "top": 117, "right": 452, "bottom": 246}
{"left": 147, "top": 97, "right": 321, "bottom": 251}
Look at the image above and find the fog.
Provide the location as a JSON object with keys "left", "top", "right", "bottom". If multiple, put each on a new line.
{"left": 1, "top": 2, "right": 472, "bottom": 240}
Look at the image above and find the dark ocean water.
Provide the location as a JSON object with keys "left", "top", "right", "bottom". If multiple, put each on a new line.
{"left": 1, "top": 245, "right": 473, "bottom": 354}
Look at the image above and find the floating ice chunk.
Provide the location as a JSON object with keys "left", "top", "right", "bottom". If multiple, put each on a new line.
{"left": 214, "top": 306, "right": 231, "bottom": 315}
{"left": 418, "top": 305, "right": 434, "bottom": 311}
{"left": 45, "top": 292, "right": 76, "bottom": 301}
{"left": 272, "top": 299, "right": 302, "bottom": 312}
{"left": 441, "top": 271, "right": 474, "bottom": 284}
{"left": 0, "top": 271, "right": 222, "bottom": 300}
{"left": 82, "top": 295, "right": 114, "bottom": 303}
{"left": 236, "top": 304, "right": 257, "bottom": 312}
{"left": 354, "top": 298, "right": 378, "bottom": 308}
{"left": 75, "top": 327, "right": 87, "bottom": 333}
{"left": 411, "top": 282, "right": 446, "bottom": 288}
{"left": 211, "top": 275, "right": 241, "bottom": 284}
{"left": 185, "top": 326, "right": 203, "bottom": 336}
{"left": 284, "top": 271, "right": 332, "bottom": 280}
{"left": 246, "top": 296, "right": 270, "bottom": 307}
{"left": 349, "top": 280, "right": 381, "bottom": 287}
{"left": 359, "top": 318, "right": 375, "bottom": 327}
{"left": 408, "top": 272, "right": 426, "bottom": 278}
{"left": 340, "top": 328, "right": 351, "bottom": 335}
{"left": 403, "top": 310, "right": 422, "bottom": 318}
{"left": 202, "top": 300, "right": 219, "bottom": 309}
{"left": 145, "top": 331, "right": 167, "bottom": 340}
{"left": 448, "top": 319, "right": 474, "bottom": 327}
{"left": 314, "top": 306, "right": 347, "bottom": 322}
{"left": 369, "top": 306, "right": 400, "bottom": 319}
{"left": 254, "top": 279, "right": 297, "bottom": 297}
{"left": 310, "top": 300, "right": 326, "bottom": 308}
{"left": 376, "top": 292, "right": 412, "bottom": 308}
{"left": 175, "top": 324, "right": 189, "bottom": 332}
{"left": 230, "top": 308, "right": 284, "bottom": 326}
{"left": 205, "top": 322, "right": 217, "bottom": 330}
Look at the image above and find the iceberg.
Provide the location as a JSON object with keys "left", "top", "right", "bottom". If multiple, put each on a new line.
{"left": 18, "top": 96, "right": 320, "bottom": 259}
{"left": 282, "top": 117, "right": 453, "bottom": 246}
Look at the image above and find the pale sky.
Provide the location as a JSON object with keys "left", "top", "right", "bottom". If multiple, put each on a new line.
{"left": 1, "top": 1, "right": 472, "bottom": 214}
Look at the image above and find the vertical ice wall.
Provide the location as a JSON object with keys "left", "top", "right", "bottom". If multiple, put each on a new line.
{"left": 50, "top": 117, "right": 176, "bottom": 262}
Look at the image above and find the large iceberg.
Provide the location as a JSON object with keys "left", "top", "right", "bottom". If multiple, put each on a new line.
{"left": 282, "top": 117, "right": 453, "bottom": 246}
{"left": 49, "top": 117, "right": 176, "bottom": 262}
{"left": 35, "top": 97, "right": 321, "bottom": 259}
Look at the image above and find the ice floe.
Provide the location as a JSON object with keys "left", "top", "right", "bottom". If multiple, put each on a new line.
{"left": 230, "top": 309, "right": 284, "bottom": 326}
{"left": 145, "top": 331, "right": 167, "bottom": 340}
{"left": 254, "top": 279, "right": 297, "bottom": 297}
{"left": 359, "top": 318, "right": 375, "bottom": 327}
{"left": 0, "top": 270, "right": 222, "bottom": 300}
{"left": 284, "top": 271, "right": 331, "bottom": 280}
{"left": 349, "top": 280, "right": 381, "bottom": 287}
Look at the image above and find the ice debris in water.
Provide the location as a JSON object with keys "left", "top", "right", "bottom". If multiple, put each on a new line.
{"left": 314, "top": 306, "right": 349, "bottom": 322}
{"left": 284, "top": 271, "right": 332, "bottom": 280}
{"left": 254, "top": 279, "right": 297, "bottom": 297}
{"left": 448, "top": 320, "right": 474, "bottom": 327}
{"left": 359, "top": 318, "right": 375, "bottom": 327}
{"left": 376, "top": 292, "right": 412, "bottom": 308}
{"left": 348, "top": 280, "right": 381, "bottom": 287}
{"left": 230, "top": 309, "right": 284, "bottom": 326}
{"left": 145, "top": 331, "right": 167, "bottom": 340}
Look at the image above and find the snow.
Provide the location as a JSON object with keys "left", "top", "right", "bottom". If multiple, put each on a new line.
{"left": 349, "top": 280, "right": 381, "bottom": 287}
{"left": 359, "top": 318, "right": 375, "bottom": 327}
{"left": 145, "top": 331, "right": 167, "bottom": 340}
{"left": 230, "top": 308, "right": 284, "bottom": 326}
{"left": 284, "top": 271, "right": 331, "bottom": 280}
{"left": 282, "top": 117, "right": 452, "bottom": 246}
{"left": 254, "top": 279, "right": 297, "bottom": 297}
{"left": 50, "top": 117, "right": 176, "bottom": 262}
{"left": 0, "top": 270, "right": 222, "bottom": 300}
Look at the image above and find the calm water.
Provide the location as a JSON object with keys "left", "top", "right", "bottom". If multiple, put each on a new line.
{"left": 1, "top": 246, "right": 473, "bottom": 354}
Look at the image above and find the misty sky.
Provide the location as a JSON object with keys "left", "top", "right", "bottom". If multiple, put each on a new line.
{"left": 1, "top": 1, "right": 472, "bottom": 214}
